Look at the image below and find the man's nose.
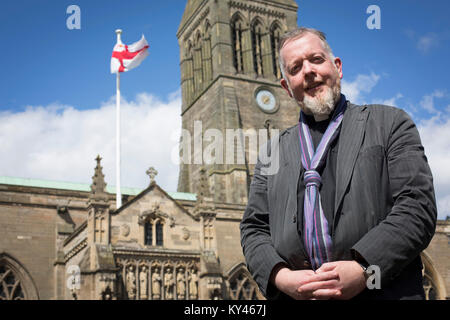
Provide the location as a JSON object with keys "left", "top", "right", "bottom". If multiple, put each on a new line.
{"left": 303, "top": 61, "right": 316, "bottom": 77}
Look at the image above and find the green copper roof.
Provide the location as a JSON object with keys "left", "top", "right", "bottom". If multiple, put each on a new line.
{"left": 0, "top": 176, "right": 196, "bottom": 201}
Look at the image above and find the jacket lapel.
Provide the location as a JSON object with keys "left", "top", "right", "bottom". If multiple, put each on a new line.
{"left": 334, "top": 103, "right": 369, "bottom": 222}
{"left": 285, "top": 124, "right": 302, "bottom": 185}
{"left": 283, "top": 124, "right": 309, "bottom": 261}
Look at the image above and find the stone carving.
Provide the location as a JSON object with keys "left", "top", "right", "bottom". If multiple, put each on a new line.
{"left": 116, "top": 258, "right": 199, "bottom": 300}
{"left": 164, "top": 267, "right": 175, "bottom": 299}
{"left": 146, "top": 167, "right": 158, "bottom": 184}
{"left": 99, "top": 273, "right": 116, "bottom": 300}
{"left": 207, "top": 277, "right": 222, "bottom": 300}
{"left": 188, "top": 268, "right": 198, "bottom": 299}
{"left": 182, "top": 227, "right": 190, "bottom": 241}
{"left": 139, "top": 266, "right": 148, "bottom": 299}
{"left": 138, "top": 203, "right": 175, "bottom": 228}
{"left": 90, "top": 155, "right": 109, "bottom": 202}
{"left": 126, "top": 265, "right": 136, "bottom": 300}
{"left": 177, "top": 268, "right": 186, "bottom": 299}
{"left": 151, "top": 266, "right": 162, "bottom": 300}
{"left": 121, "top": 224, "right": 130, "bottom": 237}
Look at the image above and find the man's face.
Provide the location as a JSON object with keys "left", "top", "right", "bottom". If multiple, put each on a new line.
{"left": 280, "top": 33, "right": 343, "bottom": 118}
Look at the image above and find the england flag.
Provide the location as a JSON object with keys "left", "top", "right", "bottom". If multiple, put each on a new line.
{"left": 111, "top": 35, "right": 149, "bottom": 73}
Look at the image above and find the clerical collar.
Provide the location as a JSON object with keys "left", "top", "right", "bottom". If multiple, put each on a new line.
{"left": 300, "top": 94, "right": 347, "bottom": 125}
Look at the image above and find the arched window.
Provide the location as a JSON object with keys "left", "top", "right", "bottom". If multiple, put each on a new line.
{"left": 270, "top": 23, "right": 282, "bottom": 79}
{"left": 143, "top": 219, "right": 164, "bottom": 247}
{"left": 423, "top": 273, "right": 437, "bottom": 300}
{"left": 228, "top": 264, "right": 260, "bottom": 300}
{"left": 0, "top": 253, "right": 38, "bottom": 300}
{"left": 251, "top": 20, "right": 264, "bottom": 77}
{"left": 156, "top": 221, "right": 164, "bottom": 246}
{"left": 144, "top": 221, "right": 153, "bottom": 246}
{"left": 202, "top": 21, "right": 213, "bottom": 83}
{"left": 184, "top": 41, "right": 194, "bottom": 104}
{"left": 231, "top": 15, "right": 244, "bottom": 73}
{"left": 193, "top": 32, "right": 204, "bottom": 94}
{"left": 0, "top": 264, "right": 25, "bottom": 300}
{"left": 421, "top": 251, "right": 447, "bottom": 300}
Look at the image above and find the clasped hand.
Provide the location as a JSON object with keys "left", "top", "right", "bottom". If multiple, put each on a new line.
{"left": 273, "top": 261, "right": 366, "bottom": 300}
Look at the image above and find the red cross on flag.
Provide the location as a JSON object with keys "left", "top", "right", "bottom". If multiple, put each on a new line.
{"left": 110, "top": 34, "right": 149, "bottom": 73}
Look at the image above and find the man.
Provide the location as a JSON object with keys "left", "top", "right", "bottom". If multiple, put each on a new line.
{"left": 240, "top": 27, "right": 437, "bottom": 300}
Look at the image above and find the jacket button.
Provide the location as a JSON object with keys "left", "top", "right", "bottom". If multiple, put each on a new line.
{"left": 293, "top": 214, "right": 297, "bottom": 223}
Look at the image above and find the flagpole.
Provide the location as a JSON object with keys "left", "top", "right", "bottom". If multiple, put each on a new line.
{"left": 115, "top": 29, "right": 122, "bottom": 209}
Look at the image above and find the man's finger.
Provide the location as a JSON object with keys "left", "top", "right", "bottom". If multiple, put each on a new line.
{"left": 298, "top": 279, "right": 340, "bottom": 293}
{"left": 311, "top": 289, "right": 342, "bottom": 299}
{"left": 307, "top": 270, "right": 339, "bottom": 283}
{"left": 316, "top": 262, "right": 338, "bottom": 273}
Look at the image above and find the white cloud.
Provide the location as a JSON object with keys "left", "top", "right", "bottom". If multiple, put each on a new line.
{"left": 371, "top": 93, "right": 404, "bottom": 107}
{"left": 420, "top": 90, "right": 445, "bottom": 114}
{"left": 341, "top": 72, "right": 380, "bottom": 104}
{"left": 0, "top": 91, "right": 182, "bottom": 192}
{"left": 416, "top": 33, "right": 439, "bottom": 54}
{"left": 417, "top": 115, "right": 450, "bottom": 220}
{"left": 405, "top": 30, "right": 440, "bottom": 54}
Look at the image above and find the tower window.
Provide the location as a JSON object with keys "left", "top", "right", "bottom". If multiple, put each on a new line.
{"left": 270, "top": 24, "right": 282, "bottom": 79}
{"left": 251, "top": 21, "right": 264, "bottom": 76}
{"left": 156, "top": 221, "right": 163, "bottom": 246}
{"left": 231, "top": 17, "right": 244, "bottom": 73}
{"left": 144, "top": 221, "right": 153, "bottom": 246}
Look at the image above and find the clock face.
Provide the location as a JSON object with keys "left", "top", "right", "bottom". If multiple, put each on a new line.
{"left": 255, "top": 89, "right": 277, "bottom": 112}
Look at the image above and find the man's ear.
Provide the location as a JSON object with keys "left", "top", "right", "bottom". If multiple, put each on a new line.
{"left": 334, "top": 57, "right": 343, "bottom": 79}
{"left": 280, "top": 78, "right": 293, "bottom": 98}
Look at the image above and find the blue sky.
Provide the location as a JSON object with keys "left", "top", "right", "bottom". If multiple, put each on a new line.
{"left": 0, "top": 0, "right": 449, "bottom": 218}
{"left": 1, "top": 0, "right": 449, "bottom": 115}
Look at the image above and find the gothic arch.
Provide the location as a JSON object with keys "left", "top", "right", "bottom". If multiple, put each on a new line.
{"left": 227, "top": 263, "right": 261, "bottom": 300}
{"left": 421, "top": 251, "right": 447, "bottom": 300}
{"left": 0, "top": 252, "right": 39, "bottom": 300}
{"left": 194, "top": 30, "right": 203, "bottom": 47}
{"left": 192, "top": 31, "right": 204, "bottom": 93}
{"left": 201, "top": 21, "right": 213, "bottom": 83}
{"left": 183, "top": 40, "right": 195, "bottom": 104}
{"left": 230, "top": 12, "right": 246, "bottom": 73}
{"left": 269, "top": 21, "right": 283, "bottom": 79}
{"left": 203, "top": 19, "right": 211, "bottom": 38}
{"left": 139, "top": 206, "right": 172, "bottom": 247}
{"left": 250, "top": 17, "right": 265, "bottom": 77}
{"left": 250, "top": 16, "right": 267, "bottom": 31}
{"left": 230, "top": 11, "right": 247, "bottom": 27}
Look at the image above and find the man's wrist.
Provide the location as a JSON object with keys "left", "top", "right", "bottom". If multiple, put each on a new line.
{"left": 355, "top": 260, "right": 370, "bottom": 281}
{"left": 270, "top": 262, "right": 289, "bottom": 286}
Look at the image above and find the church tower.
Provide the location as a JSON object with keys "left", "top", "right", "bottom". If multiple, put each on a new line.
{"left": 177, "top": 0, "right": 299, "bottom": 204}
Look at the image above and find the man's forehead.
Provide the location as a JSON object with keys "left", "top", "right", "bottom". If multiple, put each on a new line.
{"left": 282, "top": 36, "right": 327, "bottom": 62}
{"left": 283, "top": 33, "right": 326, "bottom": 53}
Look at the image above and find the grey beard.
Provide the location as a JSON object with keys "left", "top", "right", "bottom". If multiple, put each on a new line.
{"left": 297, "top": 80, "right": 341, "bottom": 119}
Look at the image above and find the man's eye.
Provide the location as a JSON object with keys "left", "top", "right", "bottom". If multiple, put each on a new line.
{"left": 312, "top": 57, "right": 324, "bottom": 63}
{"left": 291, "top": 65, "right": 301, "bottom": 74}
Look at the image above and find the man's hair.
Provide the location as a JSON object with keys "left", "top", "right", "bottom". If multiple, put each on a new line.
{"left": 278, "top": 27, "right": 335, "bottom": 80}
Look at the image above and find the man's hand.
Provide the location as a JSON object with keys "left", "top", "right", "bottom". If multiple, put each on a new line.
{"left": 299, "top": 261, "right": 366, "bottom": 300}
{"left": 271, "top": 265, "right": 341, "bottom": 300}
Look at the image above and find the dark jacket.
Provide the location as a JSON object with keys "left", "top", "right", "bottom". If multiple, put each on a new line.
{"left": 240, "top": 102, "right": 437, "bottom": 300}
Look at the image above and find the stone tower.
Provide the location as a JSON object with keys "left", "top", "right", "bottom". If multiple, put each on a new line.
{"left": 177, "top": 0, "right": 299, "bottom": 204}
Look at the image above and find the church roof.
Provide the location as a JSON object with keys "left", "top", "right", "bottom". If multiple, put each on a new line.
{"left": 0, "top": 176, "right": 196, "bottom": 201}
